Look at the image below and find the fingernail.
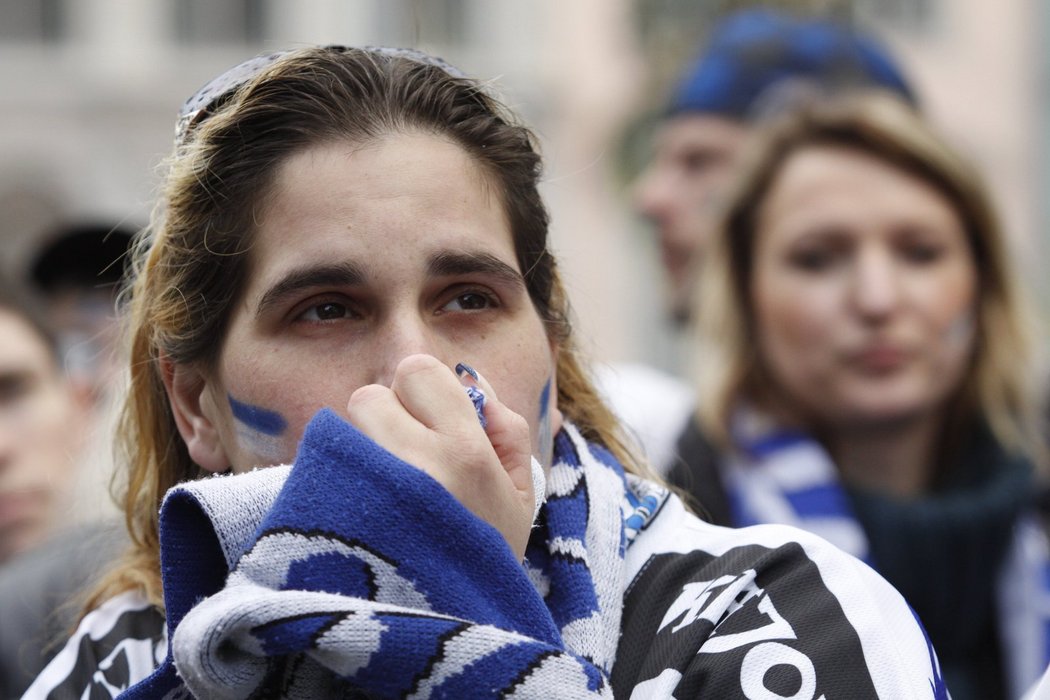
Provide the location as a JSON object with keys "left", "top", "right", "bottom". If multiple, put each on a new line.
{"left": 455, "top": 362, "right": 479, "bottom": 381}
{"left": 455, "top": 362, "right": 479, "bottom": 383}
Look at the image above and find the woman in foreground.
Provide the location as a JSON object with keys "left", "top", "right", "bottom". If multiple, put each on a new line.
{"left": 27, "top": 47, "right": 943, "bottom": 699}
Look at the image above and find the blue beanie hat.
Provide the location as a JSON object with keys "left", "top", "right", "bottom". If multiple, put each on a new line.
{"left": 667, "top": 10, "right": 916, "bottom": 119}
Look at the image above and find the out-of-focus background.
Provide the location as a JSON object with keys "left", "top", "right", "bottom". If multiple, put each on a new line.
{"left": 1, "top": 0, "right": 1047, "bottom": 371}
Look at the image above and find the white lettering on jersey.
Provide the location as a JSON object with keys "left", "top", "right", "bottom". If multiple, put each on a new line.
{"left": 658, "top": 569, "right": 796, "bottom": 653}
{"left": 740, "top": 642, "right": 825, "bottom": 700}
{"left": 629, "top": 668, "right": 683, "bottom": 699}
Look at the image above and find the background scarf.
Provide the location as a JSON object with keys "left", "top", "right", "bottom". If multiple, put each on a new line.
{"left": 723, "top": 410, "right": 870, "bottom": 561}
{"left": 724, "top": 407, "right": 1050, "bottom": 699}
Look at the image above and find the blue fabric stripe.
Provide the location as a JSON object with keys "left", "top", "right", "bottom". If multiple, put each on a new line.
{"left": 546, "top": 478, "right": 590, "bottom": 542}
{"left": 350, "top": 614, "right": 466, "bottom": 696}
{"left": 728, "top": 485, "right": 761, "bottom": 527}
{"left": 745, "top": 431, "right": 808, "bottom": 459}
{"left": 783, "top": 483, "right": 855, "bottom": 519}
{"left": 1044, "top": 562, "right": 1050, "bottom": 666}
{"left": 255, "top": 612, "right": 346, "bottom": 656}
{"left": 429, "top": 641, "right": 553, "bottom": 697}
{"left": 546, "top": 557, "right": 600, "bottom": 630}
{"left": 285, "top": 550, "right": 375, "bottom": 599}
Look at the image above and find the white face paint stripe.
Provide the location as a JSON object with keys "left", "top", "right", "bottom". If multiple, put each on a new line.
{"left": 234, "top": 422, "right": 285, "bottom": 466}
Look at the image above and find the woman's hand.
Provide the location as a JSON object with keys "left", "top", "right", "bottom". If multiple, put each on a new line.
{"left": 346, "top": 354, "right": 536, "bottom": 561}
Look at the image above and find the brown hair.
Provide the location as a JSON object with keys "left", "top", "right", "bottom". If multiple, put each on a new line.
{"left": 90, "top": 47, "right": 647, "bottom": 610}
{"left": 695, "top": 92, "right": 1045, "bottom": 468}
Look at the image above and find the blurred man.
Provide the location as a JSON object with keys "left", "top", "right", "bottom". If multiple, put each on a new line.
{"left": 29, "top": 222, "right": 135, "bottom": 523}
{"left": 29, "top": 223, "right": 133, "bottom": 404}
{"left": 634, "top": 8, "right": 917, "bottom": 324}
{"left": 0, "top": 277, "right": 88, "bottom": 565}
{"left": 0, "top": 226, "right": 133, "bottom": 697}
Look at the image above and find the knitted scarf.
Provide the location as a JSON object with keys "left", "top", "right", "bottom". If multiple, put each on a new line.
{"left": 723, "top": 408, "right": 1050, "bottom": 699}
{"left": 121, "top": 409, "right": 664, "bottom": 699}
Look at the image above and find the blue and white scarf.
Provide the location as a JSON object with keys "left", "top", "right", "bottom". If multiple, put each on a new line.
{"left": 722, "top": 408, "right": 1050, "bottom": 699}
{"left": 722, "top": 410, "right": 871, "bottom": 562}
{"left": 121, "top": 409, "right": 664, "bottom": 699}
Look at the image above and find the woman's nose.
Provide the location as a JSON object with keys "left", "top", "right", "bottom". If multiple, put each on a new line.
{"left": 850, "top": 248, "right": 902, "bottom": 319}
{"left": 369, "top": 316, "right": 449, "bottom": 387}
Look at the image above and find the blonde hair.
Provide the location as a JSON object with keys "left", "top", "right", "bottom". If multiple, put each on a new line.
{"left": 695, "top": 92, "right": 1045, "bottom": 466}
{"left": 88, "top": 47, "right": 647, "bottom": 611}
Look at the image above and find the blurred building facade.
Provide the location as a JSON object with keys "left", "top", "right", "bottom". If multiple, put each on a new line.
{"left": 0, "top": 0, "right": 1046, "bottom": 368}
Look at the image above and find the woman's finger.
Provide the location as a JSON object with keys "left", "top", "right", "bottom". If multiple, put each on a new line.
{"left": 389, "top": 354, "right": 481, "bottom": 434}
{"left": 346, "top": 383, "right": 431, "bottom": 458}
{"left": 457, "top": 364, "right": 533, "bottom": 496}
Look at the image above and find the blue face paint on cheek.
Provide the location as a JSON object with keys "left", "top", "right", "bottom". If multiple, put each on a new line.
{"left": 228, "top": 394, "right": 289, "bottom": 466}
{"left": 539, "top": 379, "right": 552, "bottom": 420}
{"left": 228, "top": 395, "right": 288, "bottom": 435}
{"left": 536, "top": 378, "right": 553, "bottom": 467}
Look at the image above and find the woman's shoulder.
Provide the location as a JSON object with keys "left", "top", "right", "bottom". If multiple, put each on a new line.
{"left": 614, "top": 491, "right": 947, "bottom": 698}
{"left": 21, "top": 590, "right": 165, "bottom": 700}
{"left": 624, "top": 490, "right": 903, "bottom": 596}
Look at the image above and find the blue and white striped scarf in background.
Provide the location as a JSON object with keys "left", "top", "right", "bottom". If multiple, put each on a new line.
{"left": 723, "top": 409, "right": 871, "bottom": 562}
{"left": 723, "top": 407, "right": 1050, "bottom": 699}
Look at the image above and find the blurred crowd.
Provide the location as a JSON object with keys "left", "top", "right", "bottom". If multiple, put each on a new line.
{"left": 3, "top": 5, "right": 1050, "bottom": 700}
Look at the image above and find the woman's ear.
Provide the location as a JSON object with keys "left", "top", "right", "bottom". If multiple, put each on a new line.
{"left": 160, "top": 356, "right": 230, "bottom": 473}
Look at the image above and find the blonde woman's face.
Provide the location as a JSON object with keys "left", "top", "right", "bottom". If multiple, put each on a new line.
{"left": 184, "top": 132, "right": 560, "bottom": 473}
{"left": 751, "top": 145, "right": 978, "bottom": 429}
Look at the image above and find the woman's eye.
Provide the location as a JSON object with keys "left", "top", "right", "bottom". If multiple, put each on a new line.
{"left": 443, "top": 291, "right": 495, "bottom": 312}
{"left": 299, "top": 301, "right": 351, "bottom": 322}
{"left": 0, "top": 374, "right": 33, "bottom": 407}
{"left": 900, "top": 244, "right": 943, "bottom": 265}
{"left": 788, "top": 248, "right": 837, "bottom": 272}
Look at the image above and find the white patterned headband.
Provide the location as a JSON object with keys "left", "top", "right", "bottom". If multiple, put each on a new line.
{"left": 174, "top": 45, "right": 467, "bottom": 147}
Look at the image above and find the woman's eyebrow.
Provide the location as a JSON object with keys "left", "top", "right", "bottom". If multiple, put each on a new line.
{"left": 255, "top": 262, "right": 367, "bottom": 317}
{"left": 426, "top": 251, "right": 525, "bottom": 289}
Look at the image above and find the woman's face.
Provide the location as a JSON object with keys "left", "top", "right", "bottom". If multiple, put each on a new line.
{"left": 750, "top": 145, "right": 978, "bottom": 430}
{"left": 179, "top": 132, "right": 559, "bottom": 473}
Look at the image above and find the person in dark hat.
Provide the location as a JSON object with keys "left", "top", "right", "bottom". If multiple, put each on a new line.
{"left": 0, "top": 225, "right": 136, "bottom": 697}
{"left": 29, "top": 222, "right": 134, "bottom": 404}
{"left": 634, "top": 8, "right": 917, "bottom": 324}
{"left": 0, "top": 275, "right": 90, "bottom": 566}
{"left": 30, "top": 223, "right": 132, "bottom": 293}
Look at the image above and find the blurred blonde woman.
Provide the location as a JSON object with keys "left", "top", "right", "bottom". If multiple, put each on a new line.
{"left": 669, "top": 92, "right": 1048, "bottom": 700}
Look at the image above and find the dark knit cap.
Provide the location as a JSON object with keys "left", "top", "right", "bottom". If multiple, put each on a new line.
{"left": 29, "top": 223, "right": 135, "bottom": 294}
{"left": 667, "top": 9, "right": 917, "bottom": 120}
